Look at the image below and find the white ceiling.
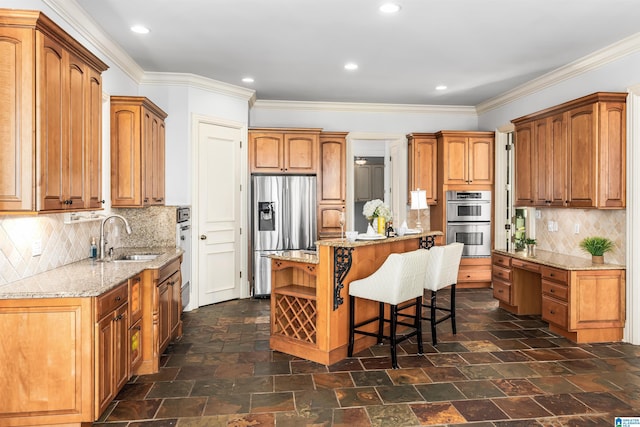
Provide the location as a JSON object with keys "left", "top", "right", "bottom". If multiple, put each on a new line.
{"left": 73, "top": 0, "right": 640, "bottom": 106}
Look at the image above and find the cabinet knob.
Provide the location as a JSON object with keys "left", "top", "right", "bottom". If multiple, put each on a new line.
{"left": 549, "top": 310, "right": 555, "bottom": 315}
{"left": 115, "top": 296, "right": 121, "bottom": 301}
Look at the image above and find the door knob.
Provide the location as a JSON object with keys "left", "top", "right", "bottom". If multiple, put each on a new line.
{"left": 200, "top": 235, "right": 207, "bottom": 240}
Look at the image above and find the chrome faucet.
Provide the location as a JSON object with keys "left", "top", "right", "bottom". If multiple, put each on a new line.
{"left": 99, "top": 214, "right": 132, "bottom": 260}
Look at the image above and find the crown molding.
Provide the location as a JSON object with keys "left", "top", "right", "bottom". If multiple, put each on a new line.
{"left": 253, "top": 99, "right": 476, "bottom": 115}
{"left": 477, "top": 32, "right": 640, "bottom": 114}
{"left": 43, "top": 0, "right": 145, "bottom": 83}
{"left": 141, "top": 72, "right": 256, "bottom": 103}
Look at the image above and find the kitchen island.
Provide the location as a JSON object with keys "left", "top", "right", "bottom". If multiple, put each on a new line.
{"left": 269, "top": 231, "right": 442, "bottom": 365}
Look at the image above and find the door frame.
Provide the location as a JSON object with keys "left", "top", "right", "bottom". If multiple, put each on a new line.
{"left": 345, "top": 132, "right": 407, "bottom": 231}
{"left": 190, "top": 114, "right": 249, "bottom": 310}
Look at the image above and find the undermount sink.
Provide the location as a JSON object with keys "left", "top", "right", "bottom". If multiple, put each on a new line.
{"left": 113, "top": 253, "right": 160, "bottom": 262}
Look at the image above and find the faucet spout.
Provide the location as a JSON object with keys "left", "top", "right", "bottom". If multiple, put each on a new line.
{"left": 99, "top": 214, "right": 133, "bottom": 260}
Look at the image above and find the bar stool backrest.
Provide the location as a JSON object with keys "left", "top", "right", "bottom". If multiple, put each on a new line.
{"left": 424, "top": 243, "right": 464, "bottom": 292}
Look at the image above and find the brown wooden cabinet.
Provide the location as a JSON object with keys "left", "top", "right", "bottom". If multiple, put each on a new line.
{"left": 111, "top": 96, "right": 168, "bottom": 207}
{"left": 513, "top": 92, "right": 626, "bottom": 209}
{"left": 491, "top": 250, "right": 625, "bottom": 343}
{"left": 128, "top": 273, "right": 144, "bottom": 372}
{"left": 0, "top": 10, "right": 108, "bottom": 212}
{"left": 95, "top": 282, "right": 129, "bottom": 418}
{"left": 249, "top": 128, "right": 320, "bottom": 174}
{"left": 137, "top": 257, "right": 183, "bottom": 375}
{"left": 318, "top": 132, "right": 347, "bottom": 239}
{"left": 436, "top": 131, "right": 494, "bottom": 186}
{"left": 407, "top": 133, "right": 438, "bottom": 205}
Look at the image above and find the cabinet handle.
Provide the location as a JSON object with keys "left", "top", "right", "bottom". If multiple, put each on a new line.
{"left": 134, "top": 325, "right": 141, "bottom": 330}
{"left": 144, "top": 198, "right": 149, "bottom": 202}
{"left": 497, "top": 289, "right": 503, "bottom": 293}
{"left": 549, "top": 310, "right": 555, "bottom": 315}
{"left": 550, "top": 273, "right": 555, "bottom": 277}
{"left": 550, "top": 289, "right": 555, "bottom": 293}
{"left": 101, "top": 199, "right": 105, "bottom": 204}
{"left": 115, "top": 296, "right": 121, "bottom": 301}
{"left": 115, "top": 314, "right": 123, "bottom": 321}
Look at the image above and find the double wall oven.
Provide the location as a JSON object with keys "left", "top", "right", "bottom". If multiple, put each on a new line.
{"left": 446, "top": 190, "right": 491, "bottom": 257}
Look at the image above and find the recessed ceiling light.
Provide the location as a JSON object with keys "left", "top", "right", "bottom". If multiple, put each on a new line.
{"left": 379, "top": 3, "right": 401, "bottom": 14}
{"left": 130, "top": 25, "right": 150, "bottom": 34}
{"left": 242, "top": 77, "right": 255, "bottom": 83}
{"left": 436, "top": 85, "right": 448, "bottom": 91}
{"left": 344, "top": 62, "right": 359, "bottom": 71}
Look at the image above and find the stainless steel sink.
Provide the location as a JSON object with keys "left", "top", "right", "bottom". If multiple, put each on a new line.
{"left": 113, "top": 253, "right": 160, "bottom": 262}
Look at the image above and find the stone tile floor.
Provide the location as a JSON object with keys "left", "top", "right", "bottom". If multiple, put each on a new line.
{"left": 95, "top": 288, "right": 640, "bottom": 426}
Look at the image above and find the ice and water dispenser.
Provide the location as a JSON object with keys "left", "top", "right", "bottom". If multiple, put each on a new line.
{"left": 258, "top": 202, "right": 275, "bottom": 231}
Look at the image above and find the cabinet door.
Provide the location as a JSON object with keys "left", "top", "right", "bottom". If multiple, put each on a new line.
{"left": 111, "top": 105, "right": 143, "bottom": 206}
{"left": 548, "top": 112, "right": 568, "bottom": 206}
{"left": 514, "top": 123, "right": 534, "bottom": 206}
{"left": 468, "top": 137, "right": 493, "bottom": 185}
{"left": 143, "top": 109, "right": 165, "bottom": 205}
{"left": 567, "top": 104, "right": 597, "bottom": 207}
{"left": 442, "top": 137, "right": 468, "bottom": 185}
{"left": 532, "top": 118, "right": 549, "bottom": 206}
{"left": 39, "top": 35, "right": 66, "bottom": 211}
{"left": 114, "top": 303, "right": 129, "bottom": 393}
{"left": 284, "top": 134, "right": 317, "bottom": 173}
{"left": 250, "top": 132, "right": 284, "bottom": 172}
{"left": 66, "top": 50, "right": 88, "bottom": 210}
{"left": 319, "top": 136, "right": 345, "bottom": 203}
{"left": 86, "top": 67, "right": 103, "bottom": 209}
{"left": 0, "top": 27, "right": 35, "bottom": 211}
{"left": 96, "top": 311, "right": 115, "bottom": 415}
{"left": 409, "top": 137, "right": 437, "bottom": 205}
{"left": 371, "top": 165, "right": 385, "bottom": 200}
{"left": 354, "top": 165, "right": 371, "bottom": 201}
{"left": 318, "top": 204, "right": 344, "bottom": 239}
{"left": 598, "top": 100, "right": 626, "bottom": 208}
{"left": 158, "top": 281, "right": 171, "bottom": 351}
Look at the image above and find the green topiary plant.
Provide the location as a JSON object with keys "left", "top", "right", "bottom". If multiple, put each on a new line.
{"left": 579, "top": 236, "right": 614, "bottom": 256}
{"left": 524, "top": 238, "right": 537, "bottom": 245}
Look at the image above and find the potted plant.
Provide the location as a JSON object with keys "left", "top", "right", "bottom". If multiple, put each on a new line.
{"left": 579, "top": 236, "right": 614, "bottom": 264}
{"left": 524, "top": 238, "right": 536, "bottom": 257}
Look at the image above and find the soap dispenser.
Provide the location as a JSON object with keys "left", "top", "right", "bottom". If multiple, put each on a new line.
{"left": 90, "top": 237, "right": 97, "bottom": 259}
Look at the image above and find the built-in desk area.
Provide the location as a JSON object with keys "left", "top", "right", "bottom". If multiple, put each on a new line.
{"left": 492, "top": 249, "right": 626, "bottom": 343}
{"left": 269, "top": 231, "right": 443, "bottom": 365}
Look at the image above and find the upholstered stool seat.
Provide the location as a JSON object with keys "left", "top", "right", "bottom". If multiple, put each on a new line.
{"left": 422, "top": 242, "right": 464, "bottom": 346}
{"left": 348, "top": 249, "right": 429, "bottom": 369}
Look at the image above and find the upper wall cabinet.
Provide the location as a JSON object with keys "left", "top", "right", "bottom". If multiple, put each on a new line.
{"left": 318, "top": 132, "right": 347, "bottom": 239}
{"left": 249, "top": 128, "right": 320, "bottom": 174}
{"left": 436, "top": 131, "right": 494, "bottom": 187}
{"left": 0, "top": 10, "right": 108, "bottom": 212}
{"left": 512, "top": 92, "right": 626, "bottom": 209}
{"left": 407, "top": 133, "right": 437, "bottom": 205}
{"left": 111, "top": 96, "right": 167, "bottom": 207}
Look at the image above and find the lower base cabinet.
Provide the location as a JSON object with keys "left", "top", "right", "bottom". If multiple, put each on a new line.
{"left": 0, "top": 256, "right": 183, "bottom": 426}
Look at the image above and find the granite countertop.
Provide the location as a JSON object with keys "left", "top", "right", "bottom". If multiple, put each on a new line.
{"left": 269, "top": 250, "right": 319, "bottom": 264}
{"left": 0, "top": 247, "right": 184, "bottom": 299}
{"left": 493, "top": 248, "right": 626, "bottom": 271}
{"left": 316, "top": 230, "right": 443, "bottom": 248}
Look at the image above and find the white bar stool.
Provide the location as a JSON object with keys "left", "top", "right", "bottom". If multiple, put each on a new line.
{"left": 422, "top": 242, "right": 464, "bottom": 346}
{"left": 347, "top": 249, "right": 429, "bottom": 369}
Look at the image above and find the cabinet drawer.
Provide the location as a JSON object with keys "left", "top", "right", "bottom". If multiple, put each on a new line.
{"left": 541, "top": 266, "right": 568, "bottom": 283}
{"left": 158, "top": 257, "right": 181, "bottom": 284}
{"left": 492, "top": 253, "right": 511, "bottom": 268}
{"left": 511, "top": 258, "right": 540, "bottom": 273}
{"left": 492, "top": 265, "right": 511, "bottom": 282}
{"left": 458, "top": 265, "right": 492, "bottom": 282}
{"left": 493, "top": 279, "right": 511, "bottom": 304}
{"left": 97, "top": 282, "right": 128, "bottom": 320}
{"left": 542, "top": 280, "right": 568, "bottom": 302}
{"left": 542, "top": 295, "right": 568, "bottom": 328}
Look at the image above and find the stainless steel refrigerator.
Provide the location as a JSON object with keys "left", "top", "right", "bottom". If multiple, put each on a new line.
{"left": 251, "top": 175, "right": 317, "bottom": 297}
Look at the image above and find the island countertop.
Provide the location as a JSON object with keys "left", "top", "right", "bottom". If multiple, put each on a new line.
{"left": 316, "top": 230, "right": 443, "bottom": 248}
{"left": 0, "top": 247, "right": 184, "bottom": 299}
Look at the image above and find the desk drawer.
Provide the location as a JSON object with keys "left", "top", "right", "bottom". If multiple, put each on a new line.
{"left": 542, "top": 280, "right": 568, "bottom": 302}
{"left": 492, "top": 265, "right": 511, "bottom": 282}
{"left": 492, "top": 253, "right": 511, "bottom": 268}
{"left": 542, "top": 295, "right": 568, "bottom": 328}
{"left": 458, "top": 265, "right": 492, "bottom": 282}
{"left": 541, "top": 266, "right": 568, "bottom": 284}
{"left": 511, "top": 258, "right": 540, "bottom": 273}
{"left": 493, "top": 279, "right": 511, "bottom": 304}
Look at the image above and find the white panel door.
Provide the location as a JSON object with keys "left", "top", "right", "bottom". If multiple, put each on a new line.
{"left": 197, "top": 122, "right": 242, "bottom": 306}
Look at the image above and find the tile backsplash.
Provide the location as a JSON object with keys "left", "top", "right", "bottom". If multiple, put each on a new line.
{"left": 0, "top": 206, "right": 179, "bottom": 286}
{"left": 534, "top": 208, "right": 626, "bottom": 265}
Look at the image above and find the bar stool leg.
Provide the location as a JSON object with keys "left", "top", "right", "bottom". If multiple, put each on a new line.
{"left": 450, "top": 284, "right": 457, "bottom": 335}
{"left": 415, "top": 296, "right": 423, "bottom": 355}
{"left": 348, "top": 295, "right": 355, "bottom": 357}
{"left": 390, "top": 304, "right": 398, "bottom": 369}
{"left": 377, "top": 301, "right": 384, "bottom": 344}
{"left": 430, "top": 290, "right": 438, "bottom": 346}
